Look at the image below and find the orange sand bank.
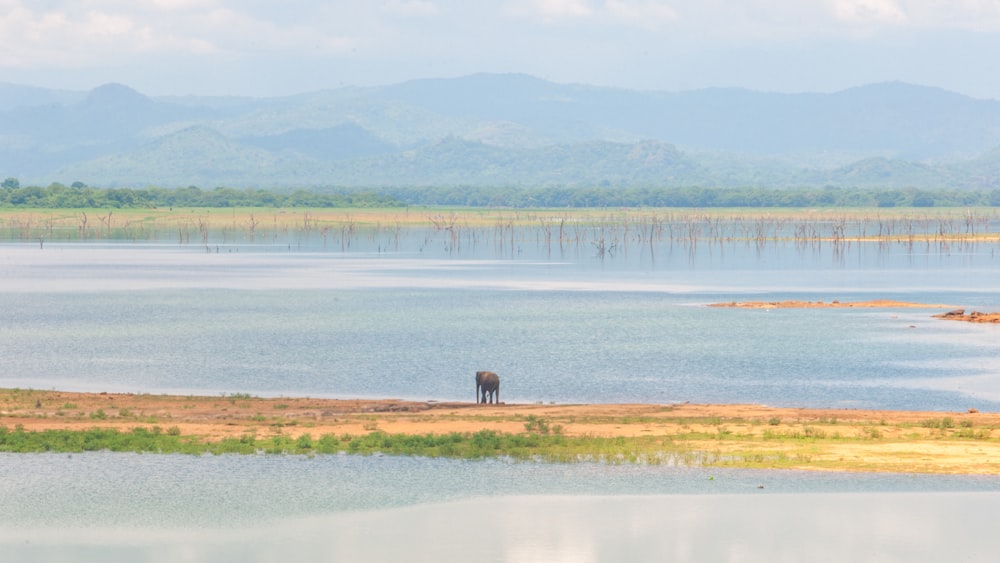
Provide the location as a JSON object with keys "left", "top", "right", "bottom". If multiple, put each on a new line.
{"left": 2, "top": 389, "right": 998, "bottom": 474}
{"left": 708, "top": 299, "right": 955, "bottom": 309}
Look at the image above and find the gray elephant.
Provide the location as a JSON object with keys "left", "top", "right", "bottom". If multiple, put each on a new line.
{"left": 475, "top": 371, "right": 500, "bottom": 404}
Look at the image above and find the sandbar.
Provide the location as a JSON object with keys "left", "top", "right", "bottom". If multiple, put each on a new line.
{"left": 708, "top": 299, "right": 955, "bottom": 309}
{"left": 2, "top": 389, "right": 999, "bottom": 475}
{"left": 710, "top": 300, "right": 1000, "bottom": 324}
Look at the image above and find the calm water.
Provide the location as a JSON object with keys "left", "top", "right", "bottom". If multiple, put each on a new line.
{"left": 1, "top": 237, "right": 998, "bottom": 410}
{"left": 2, "top": 453, "right": 1000, "bottom": 562}
{"left": 1, "top": 229, "right": 999, "bottom": 560}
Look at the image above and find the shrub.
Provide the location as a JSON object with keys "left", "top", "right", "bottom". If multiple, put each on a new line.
{"left": 296, "top": 433, "right": 313, "bottom": 450}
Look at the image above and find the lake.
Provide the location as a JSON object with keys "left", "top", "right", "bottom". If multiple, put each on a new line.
{"left": 1, "top": 234, "right": 998, "bottom": 410}
{"left": 3, "top": 453, "right": 1000, "bottom": 562}
{"left": 1, "top": 217, "right": 999, "bottom": 560}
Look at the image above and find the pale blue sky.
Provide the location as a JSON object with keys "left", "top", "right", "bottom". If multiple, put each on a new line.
{"left": 1, "top": 0, "right": 998, "bottom": 98}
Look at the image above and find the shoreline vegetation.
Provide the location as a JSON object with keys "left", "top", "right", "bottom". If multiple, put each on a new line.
{"left": 2, "top": 184, "right": 1000, "bottom": 211}
{"left": 2, "top": 206, "right": 1000, "bottom": 247}
{"left": 2, "top": 388, "right": 1000, "bottom": 475}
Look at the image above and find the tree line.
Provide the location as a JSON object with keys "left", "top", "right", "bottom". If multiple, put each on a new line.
{"left": 3, "top": 178, "right": 1000, "bottom": 209}
{"left": 380, "top": 185, "right": 1000, "bottom": 208}
{"left": 0, "top": 180, "right": 401, "bottom": 208}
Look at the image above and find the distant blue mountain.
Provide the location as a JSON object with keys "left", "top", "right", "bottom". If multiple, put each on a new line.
{"left": 0, "top": 82, "right": 85, "bottom": 110}
{"left": 240, "top": 123, "right": 396, "bottom": 160}
{"left": 3, "top": 74, "right": 1000, "bottom": 188}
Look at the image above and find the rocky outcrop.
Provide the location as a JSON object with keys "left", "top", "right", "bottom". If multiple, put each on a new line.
{"left": 933, "top": 310, "right": 1000, "bottom": 323}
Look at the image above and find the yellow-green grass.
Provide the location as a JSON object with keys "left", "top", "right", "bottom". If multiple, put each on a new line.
{"left": 3, "top": 389, "right": 1000, "bottom": 473}
{"left": 1, "top": 205, "right": 998, "bottom": 227}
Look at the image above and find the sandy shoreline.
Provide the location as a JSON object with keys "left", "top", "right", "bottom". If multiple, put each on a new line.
{"left": 709, "top": 300, "right": 1000, "bottom": 323}
{"left": 707, "top": 299, "right": 956, "bottom": 309}
{"left": 3, "top": 389, "right": 999, "bottom": 474}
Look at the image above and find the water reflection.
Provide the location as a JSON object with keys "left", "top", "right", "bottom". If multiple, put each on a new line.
{"left": 2, "top": 238, "right": 998, "bottom": 294}
{"left": 3, "top": 453, "right": 1000, "bottom": 561}
{"left": 4, "top": 453, "right": 999, "bottom": 526}
{"left": 3, "top": 493, "right": 998, "bottom": 562}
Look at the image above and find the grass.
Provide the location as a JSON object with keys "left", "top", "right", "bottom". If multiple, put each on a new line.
{"left": 3, "top": 389, "right": 1000, "bottom": 472}
{"left": 3, "top": 206, "right": 999, "bottom": 248}
{"left": 922, "top": 417, "right": 955, "bottom": 429}
{"left": 0, "top": 425, "right": 570, "bottom": 459}
{"left": 0, "top": 423, "right": 763, "bottom": 462}
{"left": 0, "top": 421, "right": 989, "bottom": 472}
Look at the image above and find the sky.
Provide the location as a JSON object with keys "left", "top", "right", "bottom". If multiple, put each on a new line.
{"left": 1, "top": 0, "right": 999, "bottom": 99}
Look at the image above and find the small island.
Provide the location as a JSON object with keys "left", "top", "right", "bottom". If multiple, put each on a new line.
{"left": 710, "top": 300, "right": 1000, "bottom": 324}
{"left": 708, "top": 299, "right": 955, "bottom": 309}
{"left": 933, "top": 309, "right": 1000, "bottom": 324}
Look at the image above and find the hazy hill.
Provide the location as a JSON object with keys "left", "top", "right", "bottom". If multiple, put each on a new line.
{"left": 325, "top": 138, "right": 701, "bottom": 187}
{"left": 239, "top": 123, "right": 397, "bottom": 160}
{"left": 0, "top": 82, "right": 85, "bottom": 110}
{"left": 814, "top": 157, "right": 951, "bottom": 189}
{"left": 367, "top": 75, "right": 1000, "bottom": 159}
{"left": 3, "top": 83, "right": 214, "bottom": 144}
{"left": 3, "top": 74, "right": 1000, "bottom": 189}
{"left": 59, "top": 126, "right": 323, "bottom": 187}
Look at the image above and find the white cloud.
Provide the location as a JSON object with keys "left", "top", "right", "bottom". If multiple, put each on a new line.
{"left": 901, "top": 0, "right": 1000, "bottom": 31}
{"left": 382, "top": 0, "right": 440, "bottom": 17}
{"left": 605, "top": 0, "right": 677, "bottom": 28}
{"left": 0, "top": 1, "right": 355, "bottom": 69}
{"left": 1, "top": 0, "right": 1000, "bottom": 97}
{"left": 509, "top": 0, "right": 682, "bottom": 28}
{"left": 197, "top": 7, "right": 353, "bottom": 53}
{"left": 820, "top": 0, "right": 1000, "bottom": 32}
{"left": 151, "top": 0, "right": 216, "bottom": 10}
{"left": 520, "top": 0, "right": 594, "bottom": 21}
{"left": 84, "top": 11, "right": 139, "bottom": 38}
{"left": 0, "top": 2, "right": 212, "bottom": 66}
{"left": 830, "top": 0, "right": 907, "bottom": 25}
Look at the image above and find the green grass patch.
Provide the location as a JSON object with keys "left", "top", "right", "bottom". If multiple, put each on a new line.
{"left": 0, "top": 420, "right": 992, "bottom": 472}
{"left": 0, "top": 426, "right": 702, "bottom": 463}
{"left": 922, "top": 417, "right": 956, "bottom": 429}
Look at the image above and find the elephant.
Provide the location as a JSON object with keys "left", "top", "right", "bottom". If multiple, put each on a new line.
{"left": 475, "top": 371, "right": 500, "bottom": 404}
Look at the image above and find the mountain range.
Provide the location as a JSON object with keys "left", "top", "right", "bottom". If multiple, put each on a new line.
{"left": 1, "top": 74, "right": 999, "bottom": 190}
